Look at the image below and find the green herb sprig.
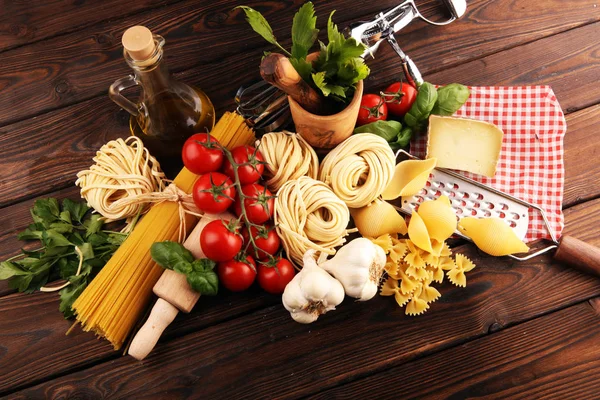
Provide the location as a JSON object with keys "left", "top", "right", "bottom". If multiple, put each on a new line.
{"left": 0, "top": 198, "right": 126, "bottom": 318}
{"left": 238, "top": 2, "right": 369, "bottom": 105}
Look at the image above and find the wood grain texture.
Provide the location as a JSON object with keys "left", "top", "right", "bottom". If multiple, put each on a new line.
{"left": 3, "top": 19, "right": 600, "bottom": 209}
{"left": 563, "top": 104, "right": 600, "bottom": 206}
{"left": 311, "top": 301, "right": 600, "bottom": 400}
{"left": 1, "top": 0, "right": 598, "bottom": 127}
{"left": 425, "top": 21, "right": 600, "bottom": 113}
{"left": 0, "top": 285, "right": 277, "bottom": 394}
{"left": 0, "top": 0, "right": 176, "bottom": 52}
{"left": 4, "top": 199, "right": 600, "bottom": 398}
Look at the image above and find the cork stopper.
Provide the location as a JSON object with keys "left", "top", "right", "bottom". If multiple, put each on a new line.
{"left": 122, "top": 26, "right": 155, "bottom": 61}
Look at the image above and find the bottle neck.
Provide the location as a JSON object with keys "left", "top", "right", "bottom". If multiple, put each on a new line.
{"left": 124, "top": 35, "right": 171, "bottom": 95}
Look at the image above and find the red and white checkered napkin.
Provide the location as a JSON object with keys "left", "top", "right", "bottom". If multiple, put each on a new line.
{"left": 411, "top": 86, "right": 567, "bottom": 243}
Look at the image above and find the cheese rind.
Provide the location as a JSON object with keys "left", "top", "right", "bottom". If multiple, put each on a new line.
{"left": 426, "top": 115, "right": 504, "bottom": 177}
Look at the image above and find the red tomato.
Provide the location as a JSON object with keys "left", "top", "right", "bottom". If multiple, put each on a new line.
{"left": 222, "top": 145, "right": 265, "bottom": 185}
{"left": 181, "top": 133, "right": 223, "bottom": 175}
{"left": 192, "top": 172, "right": 236, "bottom": 214}
{"left": 257, "top": 258, "right": 296, "bottom": 294}
{"left": 357, "top": 94, "right": 388, "bottom": 126}
{"left": 218, "top": 256, "right": 257, "bottom": 292}
{"left": 243, "top": 225, "right": 281, "bottom": 260}
{"left": 382, "top": 82, "right": 417, "bottom": 117}
{"left": 200, "top": 219, "right": 243, "bottom": 262}
{"left": 234, "top": 184, "right": 274, "bottom": 224}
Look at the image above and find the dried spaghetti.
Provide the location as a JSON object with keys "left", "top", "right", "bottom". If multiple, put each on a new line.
{"left": 72, "top": 112, "right": 255, "bottom": 350}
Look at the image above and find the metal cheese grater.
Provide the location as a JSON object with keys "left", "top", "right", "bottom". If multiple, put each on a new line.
{"left": 389, "top": 149, "right": 559, "bottom": 261}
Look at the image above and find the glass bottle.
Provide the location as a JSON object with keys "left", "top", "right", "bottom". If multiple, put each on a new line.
{"left": 109, "top": 26, "right": 215, "bottom": 161}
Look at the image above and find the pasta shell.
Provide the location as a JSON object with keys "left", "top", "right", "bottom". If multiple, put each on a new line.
{"left": 417, "top": 196, "right": 457, "bottom": 242}
{"left": 381, "top": 158, "right": 437, "bottom": 200}
{"left": 458, "top": 217, "right": 530, "bottom": 256}
{"left": 350, "top": 200, "right": 408, "bottom": 238}
{"left": 407, "top": 211, "right": 434, "bottom": 253}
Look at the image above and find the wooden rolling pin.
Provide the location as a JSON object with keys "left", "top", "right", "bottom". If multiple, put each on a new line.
{"left": 128, "top": 212, "right": 233, "bottom": 360}
{"left": 260, "top": 53, "right": 324, "bottom": 115}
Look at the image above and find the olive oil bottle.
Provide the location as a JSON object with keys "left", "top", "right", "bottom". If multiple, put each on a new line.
{"left": 109, "top": 26, "right": 215, "bottom": 161}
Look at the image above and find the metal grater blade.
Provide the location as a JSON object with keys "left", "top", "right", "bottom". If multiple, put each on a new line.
{"left": 388, "top": 150, "right": 535, "bottom": 241}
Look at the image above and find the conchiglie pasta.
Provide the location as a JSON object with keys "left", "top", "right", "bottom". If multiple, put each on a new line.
{"left": 407, "top": 211, "right": 433, "bottom": 253}
{"left": 458, "top": 217, "right": 529, "bottom": 256}
{"left": 416, "top": 196, "right": 457, "bottom": 242}
{"left": 350, "top": 200, "right": 408, "bottom": 238}
{"left": 381, "top": 158, "right": 437, "bottom": 200}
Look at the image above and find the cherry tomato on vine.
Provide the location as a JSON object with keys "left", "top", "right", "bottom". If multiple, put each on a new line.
{"left": 222, "top": 145, "right": 265, "bottom": 185}
{"left": 200, "top": 219, "right": 243, "bottom": 262}
{"left": 192, "top": 172, "right": 235, "bottom": 214}
{"left": 382, "top": 82, "right": 417, "bottom": 117}
{"left": 218, "top": 256, "right": 257, "bottom": 292}
{"left": 234, "top": 183, "right": 274, "bottom": 224}
{"left": 181, "top": 133, "right": 223, "bottom": 175}
{"left": 357, "top": 94, "right": 387, "bottom": 126}
{"left": 258, "top": 258, "right": 295, "bottom": 294}
{"left": 243, "top": 225, "right": 281, "bottom": 260}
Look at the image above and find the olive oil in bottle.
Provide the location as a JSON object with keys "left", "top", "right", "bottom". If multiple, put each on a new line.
{"left": 109, "top": 26, "right": 215, "bottom": 161}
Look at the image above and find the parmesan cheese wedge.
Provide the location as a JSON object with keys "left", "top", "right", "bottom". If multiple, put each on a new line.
{"left": 426, "top": 115, "right": 504, "bottom": 177}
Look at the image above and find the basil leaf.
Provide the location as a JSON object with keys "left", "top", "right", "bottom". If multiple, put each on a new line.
{"left": 390, "top": 127, "right": 413, "bottom": 150}
{"left": 353, "top": 120, "right": 402, "bottom": 142}
{"left": 291, "top": 2, "right": 318, "bottom": 59}
{"left": 187, "top": 259, "right": 219, "bottom": 296}
{"left": 404, "top": 82, "right": 438, "bottom": 131}
{"left": 151, "top": 241, "right": 194, "bottom": 270}
{"left": 432, "top": 83, "right": 470, "bottom": 116}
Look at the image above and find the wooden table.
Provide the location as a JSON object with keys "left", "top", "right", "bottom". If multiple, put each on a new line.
{"left": 1, "top": 0, "right": 599, "bottom": 398}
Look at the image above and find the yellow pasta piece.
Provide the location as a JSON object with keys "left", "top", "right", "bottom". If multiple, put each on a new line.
{"left": 350, "top": 199, "right": 408, "bottom": 238}
{"left": 389, "top": 238, "right": 409, "bottom": 263}
{"left": 416, "top": 196, "right": 457, "bottom": 242}
{"left": 446, "top": 253, "right": 476, "bottom": 287}
{"left": 405, "top": 286, "right": 429, "bottom": 316}
{"left": 419, "top": 280, "right": 441, "bottom": 303}
{"left": 458, "top": 217, "right": 529, "bottom": 256}
{"left": 381, "top": 158, "right": 437, "bottom": 200}
{"left": 407, "top": 211, "right": 433, "bottom": 253}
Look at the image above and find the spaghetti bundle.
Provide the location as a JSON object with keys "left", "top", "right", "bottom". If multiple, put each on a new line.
{"left": 258, "top": 131, "right": 319, "bottom": 192}
{"left": 72, "top": 112, "right": 255, "bottom": 350}
{"left": 274, "top": 176, "right": 352, "bottom": 266}
{"left": 318, "top": 133, "right": 395, "bottom": 208}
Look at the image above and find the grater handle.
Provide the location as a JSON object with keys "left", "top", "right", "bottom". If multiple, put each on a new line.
{"left": 554, "top": 235, "right": 600, "bottom": 277}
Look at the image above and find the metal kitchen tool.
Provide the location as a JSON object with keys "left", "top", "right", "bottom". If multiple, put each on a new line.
{"left": 236, "top": 0, "right": 467, "bottom": 132}
{"left": 390, "top": 149, "right": 600, "bottom": 276}
{"left": 235, "top": 80, "right": 291, "bottom": 135}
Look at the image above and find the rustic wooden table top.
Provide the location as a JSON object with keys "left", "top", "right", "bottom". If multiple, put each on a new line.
{"left": 1, "top": 0, "right": 600, "bottom": 398}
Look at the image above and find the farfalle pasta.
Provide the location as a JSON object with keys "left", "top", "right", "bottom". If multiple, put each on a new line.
{"left": 445, "top": 253, "right": 476, "bottom": 287}
{"left": 458, "top": 217, "right": 529, "bottom": 256}
{"left": 381, "top": 158, "right": 437, "bottom": 200}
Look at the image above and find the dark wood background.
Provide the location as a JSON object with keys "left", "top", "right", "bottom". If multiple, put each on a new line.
{"left": 1, "top": 0, "right": 599, "bottom": 398}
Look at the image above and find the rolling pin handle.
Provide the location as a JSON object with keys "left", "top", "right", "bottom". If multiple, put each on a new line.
{"left": 128, "top": 298, "right": 179, "bottom": 360}
{"left": 554, "top": 235, "right": 600, "bottom": 277}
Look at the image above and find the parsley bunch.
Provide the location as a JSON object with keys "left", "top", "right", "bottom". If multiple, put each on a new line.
{"left": 0, "top": 198, "right": 126, "bottom": 318}
{"left": 238, "top": 2, "right": 369, "bottom": 106}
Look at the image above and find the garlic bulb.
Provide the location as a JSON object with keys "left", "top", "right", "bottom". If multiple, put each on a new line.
{"left": 319, "top": 238, "right": 387, "bottom": 301}
{"left": 282, "top": 250, "right": 345, "bottom": 324}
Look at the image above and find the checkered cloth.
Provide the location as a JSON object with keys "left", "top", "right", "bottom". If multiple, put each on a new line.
{"left": 411, "top": 86, "right": 566, "bottom": 243}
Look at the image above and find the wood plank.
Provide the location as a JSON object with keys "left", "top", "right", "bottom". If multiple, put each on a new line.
{"left": 423, "top": 21, "right": 600, "bottom": 113}
{"left": 3, "top": 20, "right": 600, "bottom": 210}
{"left": 0, "top": 285, "right": 277, "bottom": 394}
{"left": 1, "top": 0, "right": 599, "bottom": 127}
{"left": 563, "top": 104, "right": 600, "bottom": 206}
{"left": 311, "top": 300, "right": 600, "bottom": 400}
{"left": 0, "top": 0, "right": 177, "bottom": 52}
{"left": 4, "top": 199, "right": 600, "bottom": 397}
